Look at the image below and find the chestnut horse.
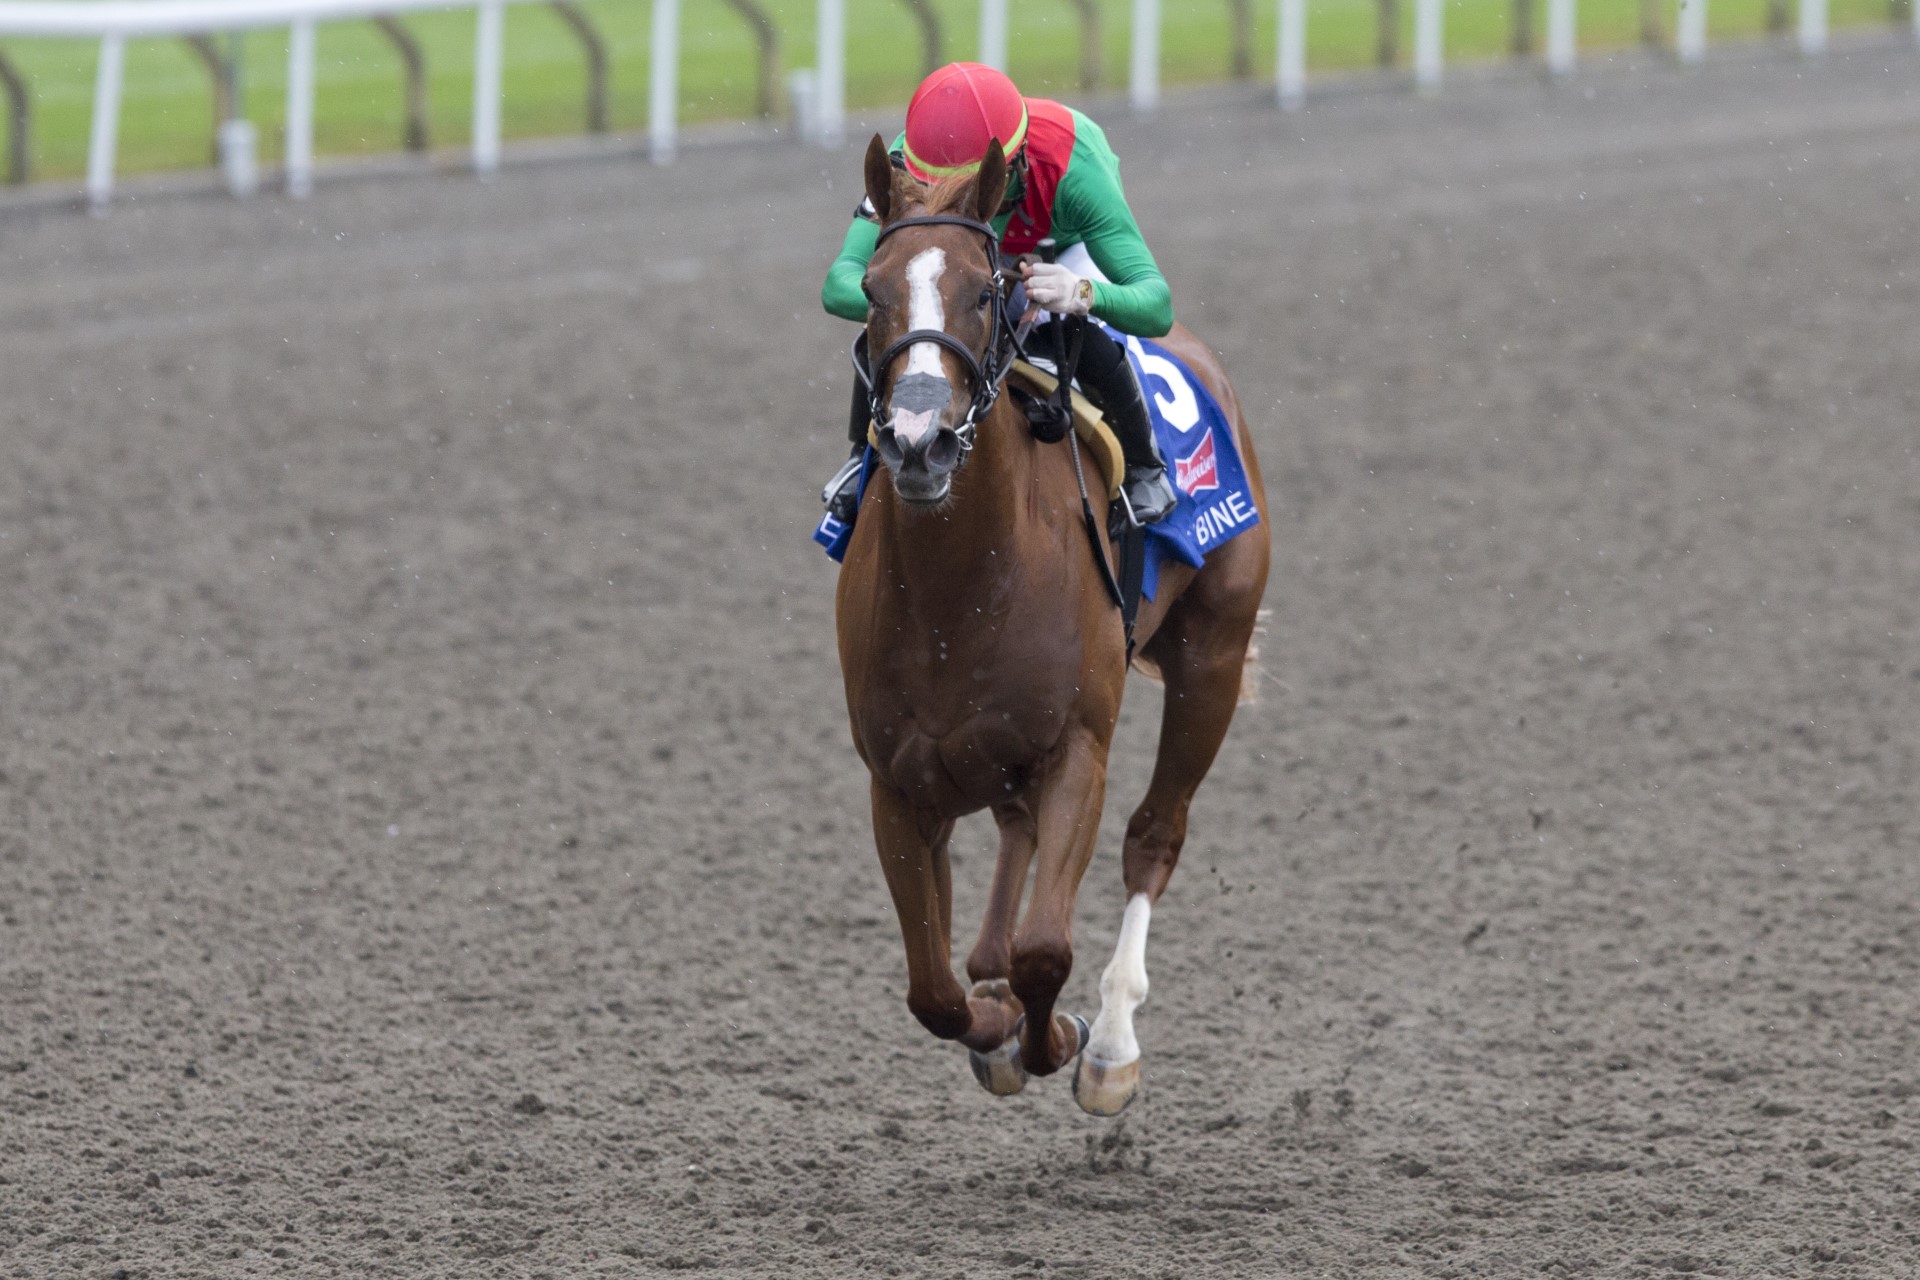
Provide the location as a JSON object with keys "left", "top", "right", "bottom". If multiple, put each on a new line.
{"left": 835, "top": 135, "right": 1270, "bottom": 1115}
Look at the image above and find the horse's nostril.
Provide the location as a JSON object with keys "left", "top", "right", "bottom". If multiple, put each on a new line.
{"left": 926, "top": 429, "right": 963, "bottom": 472}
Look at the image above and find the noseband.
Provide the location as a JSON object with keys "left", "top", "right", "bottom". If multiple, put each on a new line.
{"left": 852, "top": 214, "right": 1015, "bottom": 464}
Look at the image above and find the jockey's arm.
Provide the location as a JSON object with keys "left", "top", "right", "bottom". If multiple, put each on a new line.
{"left": 823, "top": 206, "right": 881, "bottom": 324}
{"left": 1054, "top": 149, "right": 1174, "bottom": 339}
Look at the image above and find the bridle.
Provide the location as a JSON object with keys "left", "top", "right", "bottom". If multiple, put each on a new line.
{"left": 851, "top": 213, "right": 1016, "bottom": 465}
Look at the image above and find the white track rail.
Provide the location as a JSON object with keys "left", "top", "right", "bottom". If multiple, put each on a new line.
{"left": 0, "top": 0, "right": 685, "bottom": 209}
{"left": 11, "top": 0, "right": 1883, "bottom": 206}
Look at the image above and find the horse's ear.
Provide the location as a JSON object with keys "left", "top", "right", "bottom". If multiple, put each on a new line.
{"left": 864, "top": 134, "right": 893, "bottom": 224}
{"left": 973, "top": 139, "right": 1007, "bottom": 224}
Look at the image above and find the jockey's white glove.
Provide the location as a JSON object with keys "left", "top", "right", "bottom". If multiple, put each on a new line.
{"left": 1021, "top": 261, "right": 1095, "bottom": 318}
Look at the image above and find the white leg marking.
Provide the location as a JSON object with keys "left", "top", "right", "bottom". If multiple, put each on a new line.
{"left": 1086, "top": 893, "right": 1152, "bottom": 1066}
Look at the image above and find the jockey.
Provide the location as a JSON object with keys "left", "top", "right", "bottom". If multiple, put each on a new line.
{"left": 820, "top": 61, "right": 1180, "bottom": 528}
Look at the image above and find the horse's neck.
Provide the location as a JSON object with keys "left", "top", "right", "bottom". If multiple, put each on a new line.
{"left": 877, "top": 404, "right": 1035, "bottom": 617}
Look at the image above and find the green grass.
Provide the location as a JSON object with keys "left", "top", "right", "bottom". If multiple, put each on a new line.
{"left": 0, "top": 0, "right": 1909, "bottom": 182}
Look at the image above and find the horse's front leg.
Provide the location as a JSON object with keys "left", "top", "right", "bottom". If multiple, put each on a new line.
{"left": 870, "top": 782, "right": 1021, "bottom": 1052}
{"left": 1010, "top": 733, "right": 1108, "bottom": 1077}
{"left": 965, "top": 800, "right": 1035, "bottom": 985}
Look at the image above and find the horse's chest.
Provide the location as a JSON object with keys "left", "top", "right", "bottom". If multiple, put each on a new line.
{"left": 856, "top": 672, "right": 1071, "bottom": 812}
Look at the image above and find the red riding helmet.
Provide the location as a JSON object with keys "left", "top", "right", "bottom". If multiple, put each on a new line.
{"left": 902, "top": 62, "right": 1030, "bottom": 182}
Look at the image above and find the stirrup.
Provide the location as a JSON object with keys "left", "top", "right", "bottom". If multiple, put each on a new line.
{"left": 1115, "top": 463, "right": 1177, "bottom": 530}
{"left": 822, "top": 454, "right": 863, "bottom": 523}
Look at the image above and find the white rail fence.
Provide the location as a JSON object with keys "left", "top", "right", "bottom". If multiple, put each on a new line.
{"left": 1, "top": 0, "right": 1904, "bottom": 209}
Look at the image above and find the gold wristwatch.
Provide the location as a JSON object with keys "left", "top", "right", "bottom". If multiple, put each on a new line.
{"left": 1073, "top": 278, "right": 1095, "bottom": 311}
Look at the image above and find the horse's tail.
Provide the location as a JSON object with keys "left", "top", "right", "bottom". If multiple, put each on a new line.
{"left": 1128, "top": 607, "right": 1270, "bottom": 707}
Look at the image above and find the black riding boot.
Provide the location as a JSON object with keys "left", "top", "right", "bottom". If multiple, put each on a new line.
{"left": 821, "top": 377, "right": 869, "bottom": 524}
{"left": 1075, "top": 325, "right": 1177, "bottom": 526}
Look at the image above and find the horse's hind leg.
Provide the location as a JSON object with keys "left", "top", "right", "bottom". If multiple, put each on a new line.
{"left": 965, "top": 801, "right": 1035, "bottom": 984}
{"left": 1075, "top": 587, "right": 1261, "bottom": 1116}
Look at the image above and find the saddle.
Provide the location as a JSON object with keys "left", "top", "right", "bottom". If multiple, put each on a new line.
{"left": 1006, "top": 360, "right": 1126, "bottom": 503}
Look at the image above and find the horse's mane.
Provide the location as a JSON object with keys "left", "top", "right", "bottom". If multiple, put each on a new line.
{"left": 890, "top": 170, "right": 979, "bottom": 221}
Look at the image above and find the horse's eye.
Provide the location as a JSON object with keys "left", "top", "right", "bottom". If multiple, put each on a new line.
{"left": 977, "top": 288, "right": 994, "bottom": 308}
{"left": 861, "top": 279, "right": 875, "bottom": 303}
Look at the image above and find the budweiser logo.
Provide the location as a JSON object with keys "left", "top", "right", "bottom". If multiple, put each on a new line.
{"left": 1175, "top": 433, "right": 1218, "bottom": 495}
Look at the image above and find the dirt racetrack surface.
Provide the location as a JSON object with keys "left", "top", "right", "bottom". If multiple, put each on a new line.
{"left": 5, "top": 42, "right": 1920, "bottom": 1279}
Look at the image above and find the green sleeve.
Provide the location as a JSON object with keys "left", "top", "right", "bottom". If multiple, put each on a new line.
{"left": 1054, "top": 124, "right": 1174, "bottom": 338}
{"left": 821, "top": 215, "right": 879, "bottom": 323}
{"left": 822, "top": 132, "right": 911, "bottom": 323}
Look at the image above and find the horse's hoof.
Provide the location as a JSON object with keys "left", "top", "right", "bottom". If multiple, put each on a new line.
{"left": 1072, "top": 1050, "right": 1141, "bottom": 1117}
{"left": 969, "top": 977, "right": 1013, "bottom": 1003}
{"left": 1062, "top": 1013, "right": 1091, "bottom": 1058}
{"left": 968, "top": 1017, "right": 1028, "bottom": 1096}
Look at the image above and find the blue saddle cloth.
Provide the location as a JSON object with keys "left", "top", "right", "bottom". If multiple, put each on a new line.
{"left": 814, "top": 323, "right": 1261, "bottom": 599}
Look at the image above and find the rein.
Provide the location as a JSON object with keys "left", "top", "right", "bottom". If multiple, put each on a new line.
{"left": 851, "top": 214, "right": 1017, "bottom": 461}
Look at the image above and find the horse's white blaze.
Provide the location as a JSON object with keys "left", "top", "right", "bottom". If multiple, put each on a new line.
{"left": 1086, "top": 893, "right": 1152, "bottom": 1065}
{"left": 904, "top": 246, "right": 948, "bottom": 358}
{"left": 904, "top": 247, "right": 947, "bottom": 367}
{"left": 889, "top": 247, "right": 950, "bottom": 446}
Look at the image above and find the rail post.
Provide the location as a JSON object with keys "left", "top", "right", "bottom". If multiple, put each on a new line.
{"left": 898, "top": 0, "right": 941, "bottom": 77}
{"left": 286, "top": 17, "right": 314, "bottom": 194}
{"left": 472, "top": 0, "right": 503, "bottom": 173}
{"left": 214, "top": 31, "right": 257, "bottom": 195}
{"left": 1130, "top": 0, "right": 1159, "bottom": 111}
{"left": 1512, "top": 0, "right": 1535, "bottom": 54}
{"left": 1066, "top": 0, "right": 1102, "bottom": 89}
{"left": 650, "top": 0, "right": 678, "bottom": 162}
{"left": 183, "top": 35, "right": 233, "bottom": 164}
{"left": 1547, "top": 0, "right": 1576, "bottom": 73}
{"left": 546, "top": 2, "right": 607, "bottom": 130}
{"left": 372, "top": 16, "right": 430, "bottom": 149}
{"left": 1276, "top": 0, "right": 1304, "bottom": 109}
{"left": 716, "top": 0, "right": 779, "bottom": 119}
{"left": 815, "top": 0, "right": 845, "bottom": 147}
{"left": 1675, "top": 0, "right": 1705, "bottom": 62}
{"left": 1797, "top": 0, "right": 1826, "bottom": 52}
{"left": 86, "top": 31, "right": 125, "bottom": 211}
{"left": 1228, "top": 0, "right": 1253, "bottom": 77}
{"left": 1415, "top": 0, "right": 1443, "bottom": 91}
{"left": 0, "top": 46, "right": 27, "bottom": 184}
{"left": 980, "top": 0, "right": 1007, "bottom": 70}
